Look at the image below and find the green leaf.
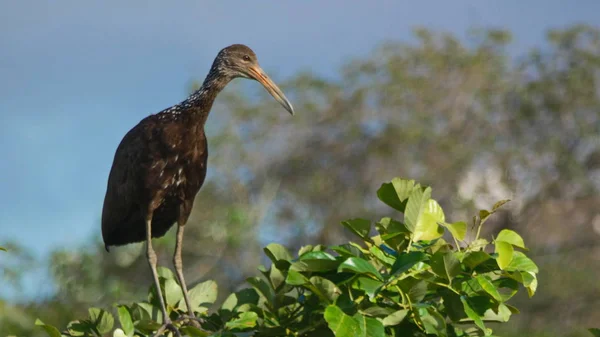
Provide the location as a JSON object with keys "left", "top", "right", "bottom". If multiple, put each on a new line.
{"left": 496, "top": 229, "right": 526, "bottom": 249}
{"left": 225, "top": 311, "right": 258, "bottom": 330}
{"left": 495, "top": 241, "right": 514, "bottom": 270}
{"left": 341, "top": 218, "right": 372, "bottom": 240}
{"left": 330, "top": 244, "right": 364, "bottom": 258}
{"left": 390, "top": 251, "right": 427, "bottom": 276}
{"left": 352, "top": 277, "right": 383, "bottom": 299}
{"left": 460, "top": 296, "right": 486, "bottom": 333}
{"left": 382, "top": 310, "right": 408, "bottom": 326}
{"left": 462, "top": 251, "right": 492, "bottom": 269}
{"left": 264, "top": 243, "right": 293, "bottom": 263}
{"left": 113, "top": 328, "right": 128, "bottom": 337}
{"left": 492, "top": 199, "right": 511, "bottom": 211}
{"left": 369, "top": 246, "right": 395, "bottom": 265}
{"left": 269, "top": 263, "right": 285, "bottom": 289}
{"left": 286, "top": 269, "right": 310, "bottom": 285}
{"left": 117, "top": 306, "right": 134, "bottom": 337}
{"left": 404, "top": 186, "right": 431, "bottom": 233}
{"left": 179, "top": 326, "right": 210, "bottom": 337}
{"left": 476, "top": 276, "right": 503, "bottom": 302}
{"left": 588, "top": 328, "right": 600, "bottom": 337}
{"left": 324, "top": 305, "right": 361, "bottom": 337}
{"left": 506, "top": 251, "right": 539, "bottom": 273}
{"left": 376, "top": 178, "right": 415, "bottom": 212}
{"left": 482, "top": 303, "right": 512, "bottom": 322}
{"left": 35, "top": 319, "right": 62, "bottom": 337}
{"left": 291, "top": 251, "right": 341, "bottom": 272}
{"left": 220, "top": 288, "right": 259, "bottom": 312}
{"left": 440, "top": 221, "right": 467, "bottom": 241}
{"left": 0, "top": 246, "right": 7, "bottom": 252}
{"left": 157, "top": 266, "right": 175, "bottom": 280}
{"left": 405, "top": 188, "right": 445, "bottom": 241}
{"left": 246, "top": 277, "right": 275, "bottom": 307}
{"left": 338, "top": 257, "right": 383, "bottom": 280}
{"left": 310, "top": 276, "right": 341, "bottom": 303}
{"left": 89, "top": 308, "right": 114, "bottom": 334}
{"left": 164, "top": 278, "right": 183, "bottom": 307}
{"left": 419, "top": 307, "right": 447, "bottom": 336}
{"left": 179, "top": 280, "right": 217, "bottom": 313}
{"left": 353, "top": 313, "right": 385, "bottom": 337}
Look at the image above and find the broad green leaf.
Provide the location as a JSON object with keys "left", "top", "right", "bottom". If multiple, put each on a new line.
{"left": 382, "top": 310, "right": 408, "bottom": 326}
{"left": 291, "top": 251, "right": 341, "bottom": 272}
{"left": 506, "top": 251, "right": 539, "bottom": 273}
{"left": 479, "top": 209, "right": 491, "bottom": 223}
{"left": 157, "top": 266, "right": 175, "bottom": 280}
{"left": 89, "top": 308, "right": 114, "bottom": 334}
{"left": 341, "top": 218, "right": 372, "bottom": 240}
{"left": 35, "top": 319, "right": 62, "bottom": 337}
{"left": 440, "top": 221, "right": 467, "bottom": 241}
{"left": 179, "top": 280, "right": 217, "bottom": 312}
{"left": 220, "top": 288, "right": 259, "bottom": 311}
{"left": 468, "top": 238, "right": 489, "bottom": 251}
{"left": 164, "top": 278, "right": 183, "bottom": 307}
{"left": 330, "top": 244, "right": 364, "bottom": 258}
{"left": 462, "top": 251, "right": 491, "bottom": 269}
{"left": 476, "top": 276, "right": 503, "bottom": 302}
{"left": 482, "top": 303, "right": 512, "bottom": 322}
{"left": 264, "top": 243, "right": 293, "bottom": 263}
{"left": 117, "top": 306, "right": 134, "bottom": 337}
{"left": 404, "top": 186, "right": 431, "bottom": 233}
{"left": 338, "top": 257, "right": 383, "bottom": 280}
{"left": 390, "top": 251, "right": 427, "bottom": 276}
{"left": 324, "top": 305, "right": 361, "bottom": 337}
{"left": 246, "top": 277, "right": 275, "bottom": 307}
{"left": 495, "top": 241, "right": 514, "bottom": 270}
{"left": 443, "top": 252, "right": 461, "bottom": 281}
{"left": 0, "top": 246, "right": 7, "bottom": 252}
{"left": 369, "top": 246, "right": 395, "bottom": 265}
{"left": 360, "top": 306, "right": 395, "bottom": 318}
{"left": 269, "top": 263, "right": 285, "bottom": 289}
{"left": 377, "top": 178, "right": 415, "bottom": 212}
{"left": 353, "top": 313, "right": 385, "bottom": 337}
{"left": 460, "top": 297, "right": 486, "bottom": 333}
{"left": 310, "top": 276, "right": 341, "bottom": 303}
{"left": 419, "top": 307, "right": 447, "bottom": 336}
{"left": 352, "top": 277, "right": 384, "bottom": 299}
{"left": 496, "top": 229, "right": 526, "bottom": 249}
{"left": 298, "top": 245, "right": 313, "bottom": 256}
{"left": 225, "top": 311, "right": 258, "bottom": 330}
{"left": 285, "top": 269, "right": 310, "bottom": 285}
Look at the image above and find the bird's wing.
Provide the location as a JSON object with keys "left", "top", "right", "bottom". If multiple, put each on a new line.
{"left": 101, "top": 118, "right": 160, "bottom": 246}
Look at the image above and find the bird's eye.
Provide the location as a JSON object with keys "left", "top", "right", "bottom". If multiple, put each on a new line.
{"left": 243, "top": 55, "right": 251, "bottom": 61}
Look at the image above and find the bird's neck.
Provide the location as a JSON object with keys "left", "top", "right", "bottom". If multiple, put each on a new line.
{"left": 182, "top": 71, "right": 232, "bottom": 126}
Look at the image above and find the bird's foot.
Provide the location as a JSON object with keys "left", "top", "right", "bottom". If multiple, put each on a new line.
{"left": 152, "top": 321, "right": 180, "bottom": 337}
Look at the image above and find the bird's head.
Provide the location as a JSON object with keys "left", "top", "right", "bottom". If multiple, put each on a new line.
{"left": 212, "top": 44, "right": 294, "bottom": 115}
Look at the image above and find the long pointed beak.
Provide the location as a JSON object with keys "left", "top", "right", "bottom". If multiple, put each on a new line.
{"left": 248, "top": 65, "right": 295, "bottom": 116}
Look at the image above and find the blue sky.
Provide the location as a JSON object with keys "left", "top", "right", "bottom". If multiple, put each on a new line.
{"left": 1, "top": 0, "right": 598, "bottom": 262}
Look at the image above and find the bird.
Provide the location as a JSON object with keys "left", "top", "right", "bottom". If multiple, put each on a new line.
{"left": 101, "top": 44, "right": 294, "bottom": 335}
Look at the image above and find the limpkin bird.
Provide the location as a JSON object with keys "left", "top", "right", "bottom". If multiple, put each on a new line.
{"left": 101, "top": 44, "right": 294, "bottom": 333}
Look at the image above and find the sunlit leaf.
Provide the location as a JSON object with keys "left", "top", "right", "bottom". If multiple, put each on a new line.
{"left": 352, "top": 277, "right": 383, "bottom": 299}
{"left": 476, "top": 276, "right": 503, "bottom": 302}
{"left": 88, "top": 307, "right": 114, "bottom": 334}
{"left": 341, "top": 218, "right": 372, "bottom": 240}
{"left": 225, "top": 311, "right": 258, "bottom": 330}
{"left": 117, "top": 306, "right": 134, "bottom": 337}
{"left": 180, "top": 280, "right": 218, "bottom": 313}
{"left": 164, "top": 278, "right": 183, "bottom": 307}
{"left": 492, "top": 199, "right": 511, "bottom": 211}
{"left": 440, "top": 221, "right": 467, "bottom": 241}
{"left": 324, "top": 305, "right": 361, "bottom": 337}
{"left": 35, "top": 319, "right": 62, "bottom": 337}
{"left": 382, "top": 310, "right": 408, "bottom": 326}
{"left": 496, "top": 229, "right": 526, "bottom": 249}
{"left": 495, "top": 241, "right": 514, "bottom": 270}
{"left": 505, "top": 251, "right": 538, "bottom": 273}
{"left": 460, "top": 296, "right": 486, "bottom": 333}
{"left": 377, "top": 178, "right": 415, "bottom": 212}
{"left": 390, "top": 251, "right": 427, "bottom": 276}
{"left": 338, "top": 257, "right": 383, "bottom": 280}
{"left": 353, "top": 313, "right": 385, "bottom": 337}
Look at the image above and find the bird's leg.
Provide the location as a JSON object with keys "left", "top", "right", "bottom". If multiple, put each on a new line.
{"left": 146, "top": 217, "right": 178, "bottom": 337}
{"left": 173, "top": 224, "right": 204, "bottom": 328}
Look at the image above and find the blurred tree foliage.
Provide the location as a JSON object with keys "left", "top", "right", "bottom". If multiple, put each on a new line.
{"left": 2, "top": 25, "right": 599, "bottom": 337}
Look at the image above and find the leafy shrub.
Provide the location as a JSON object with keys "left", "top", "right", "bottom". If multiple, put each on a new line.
{"left": 36, "top": 178, "right": 541, "bottom": 337}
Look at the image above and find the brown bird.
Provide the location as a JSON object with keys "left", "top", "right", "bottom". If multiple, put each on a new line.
{"left": 101, "top": 44, "right": 294, "bottom": 334}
